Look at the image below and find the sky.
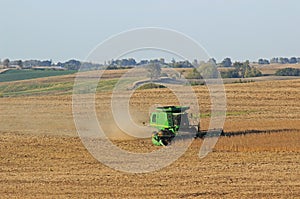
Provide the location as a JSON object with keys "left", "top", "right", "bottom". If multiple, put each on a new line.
{"left": 0, "top": 0, "right": 299, "bottom": 63}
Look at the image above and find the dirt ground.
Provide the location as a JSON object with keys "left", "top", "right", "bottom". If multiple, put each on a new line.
{"left": 0, "top": 78, "right": 300, "bottom": 198}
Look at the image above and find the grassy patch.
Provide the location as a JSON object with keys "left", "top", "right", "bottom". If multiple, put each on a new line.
{"left": 232, "top": 79, "right": 255, "bottom": 84}
{"left": 97, "top": 79, "right": 119, "bottom": 91}
{"left": 137, "top": 83, "right": 166, "bottom": 90}
{"left": 187, "top": 81, "right": 205, "bottom": 86}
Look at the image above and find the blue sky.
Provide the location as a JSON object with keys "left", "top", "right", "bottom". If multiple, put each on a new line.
{"left": 0, "top": 0, "right": 299, "bottom": 62}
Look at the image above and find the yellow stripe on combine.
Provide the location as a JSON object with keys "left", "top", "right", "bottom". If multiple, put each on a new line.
{"left": 151, "top": 124, "right": 169, "bottom": 128}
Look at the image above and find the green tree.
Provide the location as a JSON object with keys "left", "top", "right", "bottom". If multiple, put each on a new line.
{"left": 244, "top": 67, "right": 252, "bottom": 78}
{"left": 171, "top": 58, "right": 176, "bottom": 67}
{"left": 208, "top": 58, "right": 217, "bottom": 65}
{"left": 275, "top": 68, "right": 300, "bottom": 76}
{"left": 63, "top": 59, "right": 81, "bottom": 70}
{"left": 222, "top": 61, "right": 262, "bottom": 78}
{"left": 198, "top": 62, "right": 219, "bottom": 78}
{"left": 220, "top": 69, "right": 239, "bottom": 78}
{"left": 289, "top": 57, "right": 297, "bottom": 64}
{"left": 250, "top": 67, "right": 262, "bottom": 77}
{"left": 240, "top": 61, "right": 250, "bottom": 78}
{"left": 16, "top": 60, "right": 23, "bottom": 68}
{"left": 221, "top": 58, "right": 232, "bottom": 67}
{"left": 192, "top": 59, "right": 198, "bottom": 67}
{"left": 3, "top": 58, "right": 9, "bottom": 68}
{"left": 186, "top": 68, "right": 202, "bottom": 79}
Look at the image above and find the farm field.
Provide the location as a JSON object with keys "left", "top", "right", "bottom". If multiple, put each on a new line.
{"left": 254, "top": 63, "right": 300, "bottom": 75}
{"left": 0, "top": 70, "right": 300, "bottom": 198}
{"left": 0, "top": 69, "right": 77, "bottom": 83}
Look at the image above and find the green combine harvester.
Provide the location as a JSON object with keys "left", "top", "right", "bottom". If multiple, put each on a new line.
{"left": 150, "top": 106, "right": 208, "bottom": 146}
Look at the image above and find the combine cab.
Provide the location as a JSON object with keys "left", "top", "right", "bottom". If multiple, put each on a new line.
{"left": 150, "top": 106, "right": 204, "bottom": 146}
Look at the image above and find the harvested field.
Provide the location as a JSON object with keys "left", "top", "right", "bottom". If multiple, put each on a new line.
{"left": 0, "top": 132, "right": 299, "bottom": 198}
{"left": 254, "top": 63, "right": 300, "bottom": 75}
{"left": 0, "top": 72, "right": 299, "bottom": 198}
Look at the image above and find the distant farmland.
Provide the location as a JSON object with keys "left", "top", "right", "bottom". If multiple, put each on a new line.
{"left": 0, "top": 69, "right": 77, "bottom": 83}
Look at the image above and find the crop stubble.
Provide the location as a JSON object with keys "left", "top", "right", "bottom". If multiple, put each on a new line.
{"left": 0, "top": 77, "right": 299, "bottom": 198}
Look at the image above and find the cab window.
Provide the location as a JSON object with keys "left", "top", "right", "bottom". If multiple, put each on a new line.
{"left": 152, "top": 114, "right": 156, "bottom": 122}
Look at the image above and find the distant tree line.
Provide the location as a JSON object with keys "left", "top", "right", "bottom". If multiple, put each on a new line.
{"left": 1, "top": 56, "right": 300, "bottom": 72}
{"left": 216, "top": 57, "right": 300, "bottom": 66}
{"left": 220, "top": 58, "right": 232, "bottom": 67}
{"left": 186, "top": 68, "right": 202, "bottom": 79}
{"left": 185, "top": 60, "right": 262, "bottom": 79}
{"left": 221, "top": 61, "right": 262, "bottom": 78}
{"left": 0, "top": 58, "right": 102, "bottom": 71}
{"left": 107, "top": 58, "right": 193, "bottom": 68}
{"left": 259, "top": 57, "right": 300, "bottom": 65}
{"left": 275, "top": 68, "right": 300, "bottom": 76}
{"left": 23, "top": 60, "right": 52, "bottom": 67}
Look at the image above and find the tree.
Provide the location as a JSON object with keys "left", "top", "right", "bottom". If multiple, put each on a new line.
{"left": 40, "top": 60, "right": 52, "bottom": 66}
{"left": 222, "top": 61, "right": 262, "bottom": 78}
{"left": 127, "top": 58, "right": 136, "bottom": 66}
{"left": 239, "top": 62, "right": 248, "bottom": 78}
{"left": 63, "top": 59, "right": 81, "bottom": 70}
{"left": 186, "top": 68, "right": 202, "bottom": 79}
{"left": 3, "top": 58, "right": 9, "bottom": 68}
{"left": 258, "top": 59, "right": 270, "bottom": 64}
{"left": 208, "top": 58, "right": 217, "bottom": 65}
{"left": 198, "top": 62, "right": 219, "bottom": 78}
{"left": 109, "top": 58, "right": 137, "bottom": 67}
{"left": 192, "top": 59, "right": 198, "bottom": 67}
{"left": 275, "top": 68, "right": 300, "bottom": 76}
{"left": 172, "top": 60, "right": 193, "bottom": 68}
{"left": 244, "top": 67, "right": 252, "bottom": 78}
{"left": 279, "top": 57, "right": 289, "bottom": 64}
{"left": 289, "top": 57, "right": 297, "bottom": 64}
{"left": 241, "top": 61, "right": 262, "bottom": 78}
{"left": 270, "top": 57, "right": 279, "bottom": 63}
{"left": 146, "top": 63, "right": 161, "bottom": 79}
{"left": 250, "top": 67, "right": 262, "bottom": 77}
{"left": 220, "top": 69, "right": 239, "bottom": 78}
{"left": 16, "top": 60, "right": 23, "bottom": 68}
{"left": 232, "top": 61, "right": 243, "bottom": 77}
{"left": 137, "top": 60, "right": 148, "bottom": 66}
{"left": 171, "top": 58, "right": 176, "bottom": 67}
{"left": 159, "top": 58, "right": 165, "bottom": 64}
{"left": 221, "top": 58, "right": 232, "bottom": 67}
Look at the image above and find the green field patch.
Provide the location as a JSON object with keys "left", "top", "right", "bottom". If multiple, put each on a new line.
{"left": 97, "top": 79, "right": 119, "bottom": 92}
{"left": 0, "top": 69, "right": 77, "bottom": 82}
{"left": 0, "top": 78, "right": 122, "bottom": 97}
{"left": 137, "top": 83, "right": 166, "bottom": 90}
{"left": 0, "top": 81, "right": 75, "bottom": 97}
